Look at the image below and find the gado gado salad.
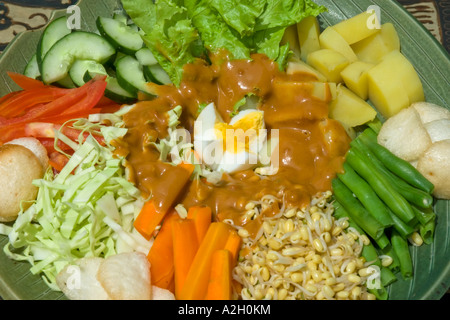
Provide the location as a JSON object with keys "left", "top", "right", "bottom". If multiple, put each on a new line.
{"left": 0, "top": 0, "right": 449, "bottom": 300}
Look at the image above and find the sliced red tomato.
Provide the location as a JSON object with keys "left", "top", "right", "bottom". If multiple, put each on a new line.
{"left": 0, "top": 73, "right": 116, "bottom": 147}
{"left": 37, "top": 137, "right": 72, "bottom": 154}
{"left": 37, "top": 108, "right": 102, "bottom": 124}
{"left": 0, "top": 77, "right": 107, "bottom": 127}
{"left": 0, "top": 122, "right": 27, "bottom": 143}
{"left": 0, "top": 91, "right": 21, "bottom": 106}
{"left": 24, "top": 122, "right": 106, "bottom": 146}
{"left": 61, "top": 78, "right": 107, "bottom": 115}
{"left": 0, "top": 87, "right": 70, "bottom": 118}
{"left": 7, "top": 71, "right": 46, "bottom": 90}
{"left": 48, "top": 151, "right": 70, "bottom": 172}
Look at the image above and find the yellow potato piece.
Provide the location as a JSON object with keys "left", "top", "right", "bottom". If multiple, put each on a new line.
{"left": 340, "top": 61, "right": 374, "bottom": 100}
{"left": 310, "top": 82, "right": 334, "bottom": 102}
{"left": 282, "top": 24, "right": 301, "bottom": 58}
{"left": 307, "top": 49, "right": 350, "bottom": 83}
{"left": 352, "top": 23, "right": 400, "bottom": 64}
{"left": 328, "top": 82, "right": 337, "bottom": 100}
{"left": 319, "top": 26, "right": 358, "bottom": 62}
{"left": 286, "top": 58, "right": 327, "bottom": 82}
{"left": 333, "top": 11, "right": 381, "bottom": 45}
{"left": 367, "top": 50, "right": 424, "bottom": 118}
{"left": 329, "top": 85, "right": 377, "bottom": 128}
{"left": 297, "top": 16, "right": 321, "bottom": 62}
{"left": 381, "top": 51, "right": 424, "bottom": 104}
{"left": 367, "top": 67, "right": 410, "bottom": 119}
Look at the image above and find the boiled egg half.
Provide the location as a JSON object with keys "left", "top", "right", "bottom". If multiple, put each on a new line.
{"left": 193, "top": 103, "right": 267, "bottom": 173}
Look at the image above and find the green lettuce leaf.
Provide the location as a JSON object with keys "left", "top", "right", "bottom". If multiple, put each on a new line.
{"left": 184, "top": 0, "right": 251, "bottom": 59}
{"left": 123, "top": 0, "right": 327, "bottom": 84}
{"left": 122, "top": 0, "right": 202, "bottom": 86}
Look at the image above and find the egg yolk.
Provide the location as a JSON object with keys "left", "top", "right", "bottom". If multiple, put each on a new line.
{"left": 213, "top": 111, "right": 264, "bottom": 153}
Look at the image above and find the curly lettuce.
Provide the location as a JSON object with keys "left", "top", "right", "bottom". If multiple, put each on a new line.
{"left": 121, "top": 0, "right": 327, "bottom": 85}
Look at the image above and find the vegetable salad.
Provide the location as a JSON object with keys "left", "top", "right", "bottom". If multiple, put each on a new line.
{"left": 0, "top": 0, "right": 446, "bottom": 300}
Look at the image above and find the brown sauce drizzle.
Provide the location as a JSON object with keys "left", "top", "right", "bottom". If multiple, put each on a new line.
{"left": 114, "top": 53, "right": 351, "bottom": 237}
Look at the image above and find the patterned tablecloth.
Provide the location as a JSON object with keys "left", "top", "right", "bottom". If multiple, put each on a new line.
{"left": 1, "top": 0, "right": 450, "bottom": 54}
{"left": 0, "top": 0, "right": 449, "bottom": 300}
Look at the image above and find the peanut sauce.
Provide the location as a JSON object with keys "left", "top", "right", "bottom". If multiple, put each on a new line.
{"left": 115, "top": 53, "right": 351, "bottom": 236}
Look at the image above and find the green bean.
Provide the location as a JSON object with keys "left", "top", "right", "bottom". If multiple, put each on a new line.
{"left": 380, "top": 266, "right": 397, "bottom": 287}
{"left": 368, "top": 287, "right": 389, "bottom": 300}
{"left": 412, "top": 205, "right": 436, "bottom": 226}
{"left": 334, "top": 200, "right": 390, "bottom": 249}
{"left": 387, "top": 208, "right": 415, "bottom": 239}
{"left": 375, "top": 233, "right": 391, "bottom": 251}
{"left": 345, "top": 147, "right": 416, "bottom": 223}
{"left": 380, "top": 244, "right": 401, "bottom": 273}
{"left": 361, "top": 241, "right": 380, "bottom": 264}
{"left": 351, "top": 138, "right": 433, "bottom": 209}
{"left": 358, "top": 128, "right": 435, "bottom": 194}
{"left": 334, "top": 201, "right": 395, "bottom": 295}
{"left": 391, "top": 230, "right": 413, "bottom": 280}
{"left": 367, "top": 118, "right": 383, "bottom": 134}
{"left": 332, "top": 179, "right": 385, "bottom": 240}
{"left": 338, "top": 163, "right": 394, "bottom": 228}
{"left": 420, "top": 219, "right": 436, "bottom": 245}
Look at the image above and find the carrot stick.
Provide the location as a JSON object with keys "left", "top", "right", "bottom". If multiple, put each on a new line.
{"left": 204, "top": 249, "right": 232, "bottom": 300}
{"left": 173, "top": 218, "right": 199, "bottom": 298}
{"left": 178, "top": 222, "right": 233, "bottom": 300}
{"left": 187, "top": 206, "right": 212, "bottom": 244}
{"left": 224, "top": 230, "right": 242, "bottom": 268}
{"left": 147, "top": 210, "right": 178, "bottom": 292}
{"left": 134, "top": 200, "right": 164, "bottom": 241}
{"left": 134, "top": 163, "right": 195, "bottom": 240}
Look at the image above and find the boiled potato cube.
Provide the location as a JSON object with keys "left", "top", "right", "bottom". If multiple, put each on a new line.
{"left": 328, "top": 82, "right": 337, "bottom": 100}
{"left": 286, "top": 58, "right": 327, "bottom": 82}
{"left": 340, "top": 61, "right": 374, "bottom": 100}
{"left": 367, "top": 64, "right": 409, "bottom": 118}
{"left": 367, "top": 50, "right": 424, "bottom": 118}
{"left": 329, "top": 85, "right": 377, "bottom": 128}
{"left": 282, "top": 24, "right": 301, "bottom": 58}
{"left": 333, "top": 11, "right": 381, "bottom": 45}
{"left": 311, "top": 82, "right": 333, "bottom": 102}
{"left": 382, "top": 50, "right": 424, "bottom": 104}
{"left": 307, "top": 49, "right": 350, "bottom": 83}
{"left": 297, "top": 16, "right": 321, "bottom": 62}
{"left": 352, "top": 23, "right": 400, "bottom": 64}
{"left": 319, "top": 26, "right": 358, "bottom": 62}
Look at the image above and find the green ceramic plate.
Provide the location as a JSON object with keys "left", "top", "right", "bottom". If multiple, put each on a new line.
{"left": 0, "top": 0, "right": 449, "bottom": 300}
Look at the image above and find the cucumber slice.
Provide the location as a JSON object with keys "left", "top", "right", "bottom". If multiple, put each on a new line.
{"left": 84, "top": 70, "right": 136, "bottom": 104}
{"left": 114, "top": 51, "right": 128, "bottom": 66}
{"left": 113, "top": 12, "right": 128, "bottom": 24}
{"left": 36, "top": 16, "right": 72, "bottom": 72}
{"left": 41, "top": 31, "right": 116, "bottom": 84}
{"left": 116, "top": 55, "right": 155, "bottom": 96}
{"left": 56, "top": 75, "right": 77, "bottom": 89}
{"left": 24, "top": 54, "right": 41, "bottom": 79}
{"left": 104, "top": 77, "right": 137, "bottom": 104}
{"left": 96, "top": 16, "right": 143, "bottom": 55}
{"left": 144, "top": 64, "right": 172, "bottom": 85}
{"left": 69, "top": 60, "right": 107, "bottom": 87}
{"left": 135, "top": 48, "right": 158, "bottom": 66}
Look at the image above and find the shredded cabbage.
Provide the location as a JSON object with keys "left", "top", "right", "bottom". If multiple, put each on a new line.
{"left": 0, "top": 119, "right": 149, "bottom": 291}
